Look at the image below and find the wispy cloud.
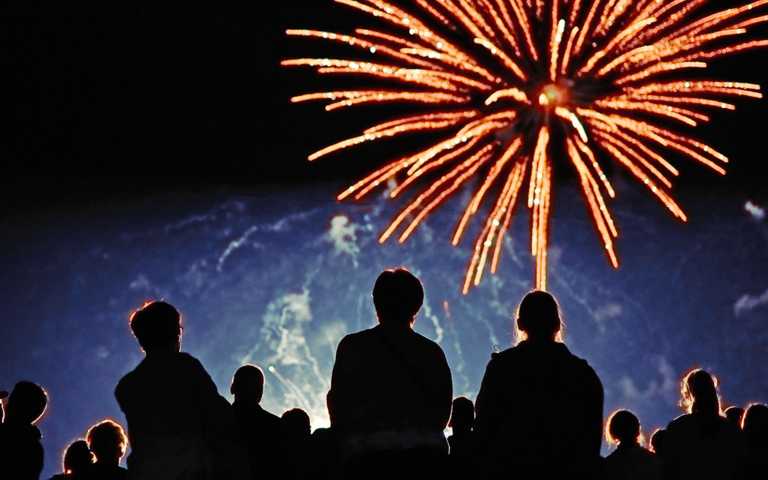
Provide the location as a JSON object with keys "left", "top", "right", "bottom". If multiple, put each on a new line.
{"left": 325, "top": 215, "right": 360, "bottom": 267}
{"left": 734, "top": 289, "right": 768, "bottom": 316}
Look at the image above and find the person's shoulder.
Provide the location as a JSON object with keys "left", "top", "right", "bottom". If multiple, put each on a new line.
{"left": 174, "top": 351, "right": 210, "bottom": 374}
{"left": 558, "top": 344, "right": 600, "bottom": 376}
{"left": 335, "top": 328, "right": 373, "bottom": 352}
{"left": 342, "top": 328, "right": 372, "bottom": 342}
{"left": 486, "top": 346, "right": 519, "bottom": 365}
{"left": 410, "top": 328, "right": 443, "bottom": 348}
{"left": 115, "top": 365, "right": 141, "bottom": 405}
{"left": 666, "top": 412, "right": 694, "bottom": 431}
{"left": 255, "top": 405, "right": 284, "bottom": 429}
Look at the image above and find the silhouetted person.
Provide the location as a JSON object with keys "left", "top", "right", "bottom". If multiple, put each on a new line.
{"left": 48, "top": 440, "right": 93, "bottom": 480}
{"left": 282, "top": 408, "right": 311, "bottom": 442}
{"left": 735, "top": 403, "right": 768, "bottom": 480}
{"left": 0, "top": 381, "right": 48, "bottom": 480}
{"left": 604, "top": 410, "right": 663, "bottom": 480}
{"left": 115, "top": 301, "right": 241, "bottom": 480}
{"left": 230, "top": 364, "right": 286, "bottom": 480}
{"left": 327, "top": 268, "right": 453, "bottom": 479}
{"left": 663, "top": 369, "right": 746, "bottom": 480}
{"left": 725, "top": 406, "right": 745, "bottom": 426}
{"left": 650, "top": 428, "right": 667, "bottom": 455}
{"left": 474, "top": 291, "right": 604, "bottom": 479}
{"left": 447, "top": 396, "right": 475, "bottom": 480}
{"left": 79, "top": 420, "right": 128, "bottom": 480}
{"left": 282, "top": 408, "right": 312, "bottom": 480}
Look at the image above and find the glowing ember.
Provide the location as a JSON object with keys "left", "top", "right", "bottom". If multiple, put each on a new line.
{"left": 284, "top": 0, "right": 768, "bottom": 292}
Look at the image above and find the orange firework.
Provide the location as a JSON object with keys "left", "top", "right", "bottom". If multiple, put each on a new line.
{"left": 283, "top": 0, "right": 768, "bottom": 292}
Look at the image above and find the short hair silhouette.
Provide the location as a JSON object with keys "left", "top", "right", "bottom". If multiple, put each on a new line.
{"left": 724, "top": 406, "right": 744, "bottom": 425}
{"left": 649, "top": 428, "right": 666, "bottom": 454}
{"left": 230, "top": 365, "right": 265, "bottom": 403}
{"left": 606, "top": 410, "right": 642, "bottom": 447}
{"left": 514, "top": 290, "right": 564, "bottom": 343}
{"left": 86, "top": 419, "right": 127, "bottom": 463}
{"left": 449, "top": 396, "right": 474, "bottom": 432}
{"left": 680, "top": 369, "right": 721, "bottom": 415}
{"left": 6, "top": 381, "right": 48, "bottom": 425}
{"left": 742, "top": 403, "right": 768, "bottom": 447}
{"left": 62, "top": 440, "right": 93, "bottom": 474}
{"left": 282, "top": 408, "right": 311, "bottom": 437}
{"left": 129, "top": 301, "right": 181, "bottom": 352}
{"left": 372, "top": 268, "right": 424, "bottom": 324}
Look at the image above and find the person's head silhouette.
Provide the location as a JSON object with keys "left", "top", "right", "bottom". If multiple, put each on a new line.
{"left": 606, "top": 410, "right": 642, "bottom": 448}
{"left": 372, "top": 268, "right": 424, "bottom": 326}
{"left": 129, "top": 301, "right": 182, "bottom": 353}
{"left": 515, "top": 290, "right": 564, "bottom": 344}
{"left": 4, "top": 381, "right": 47, "bottom": 426}
{"left": 282, "top": 408, "right": 311, "bottom": 439}
{"left": 449, "top": 396, "right": 475, "bottom": 436}
{"left": 61, "top": 440, "right": 93, "bottom": 475}
{"left": 680, "top": 369, "right": 721, "bottom": 416}
{"left": 742, "top": 403, "right": 768, "bottom": 449}
{"left": 86, "top": 419, "right": 127, "bottom": 466}
{"left": 650, "top": 428, "right": 666, "bottom": 455}
{"left": 724, "top": 406, "right": 745, "bottom": 425}
{"left": 230, "top": 364, "right": 265, "bottom": 404}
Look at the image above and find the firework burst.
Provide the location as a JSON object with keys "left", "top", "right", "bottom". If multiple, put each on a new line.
{"left": 283, "top": 0, "right": 768, "bottom": 292}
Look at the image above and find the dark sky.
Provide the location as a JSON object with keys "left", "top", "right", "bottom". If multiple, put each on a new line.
{"left": 4, "top": 1, "right": 768, "bottom": 217}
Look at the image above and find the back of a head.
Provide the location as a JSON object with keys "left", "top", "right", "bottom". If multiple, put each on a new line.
{"left": 742, "top": 403, "right": 768, "bottom": 448}
{"left": 681, "top": 369, "right": 720, "bottom": 415}
{"left": 86, "top": 419, "right": 127, "bottom": 463}
{"left": 372, "top": 268, "right": 424, "bottom": 324}
{"left": 606, "top": 410, "right": 641, "bottom": 447}
{"left": 282, "top": 408, "right": 311, "bottom": 438}
{"left": 129, "top": 301, "right": 181, "bottom": 352}
{"left": 63, "top": 440, "right": 93, "bottom": 474}
{"left": 650, "top": 428, "right": 666, "bottom": 455}
{"left": 6, "top": 381, "right": 48, "bottom": 425}
{"left": 725, "top": 406, "right": 745, "bottom": 425}
{"left": 515, "top": 290, "right": 563, "bottom": 343}
{"left": 231, "top": 364, "right": 265, "bottom": 402}
{"left": 449, "top": 396, "right": 475, "bottom": 432}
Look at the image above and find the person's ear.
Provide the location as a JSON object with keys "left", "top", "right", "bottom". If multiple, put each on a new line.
{"left": 517, "top": 316, "right": 530, "bottom": 334}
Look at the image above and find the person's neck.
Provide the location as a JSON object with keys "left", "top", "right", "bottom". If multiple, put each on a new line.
{"left": 234, "top": 395, "right": 262, "bottom": 406}
{"left": 378, "top": 320, "right": 413, "bottom": 329}
{"left": 617, "top": 441, "right": 638, "bottom": 450}
{"left": 95, "top": 455, "right": 121, "bottom": 467}
{"left": 523, "top": 337, "right": 557, "bottom": 346}
{"left": 145, "top": 344, "right": 178, "bottom": 357}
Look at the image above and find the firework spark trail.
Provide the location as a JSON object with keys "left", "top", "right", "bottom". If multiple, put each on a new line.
{"left": 284, "top": 0, "right": 768, "bottom": 292}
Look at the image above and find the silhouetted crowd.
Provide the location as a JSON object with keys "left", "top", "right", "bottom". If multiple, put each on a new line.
{"left": 1, "top": 268, "right": 766, "bottom": 479}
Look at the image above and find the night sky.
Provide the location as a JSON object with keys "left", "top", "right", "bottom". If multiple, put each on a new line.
{"left": 4, "top": 0, "right": 768, "bottom": 215}
{"left": 3, "top": 1, "right": 768, "bottom": 478}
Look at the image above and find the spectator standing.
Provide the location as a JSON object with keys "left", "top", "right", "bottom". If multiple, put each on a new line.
{"left": 48, "top": 440, "right": 93, "bottom": 480}
{"left": 0, "top": 382, "right": 48, "bottom": 480}
{"left": 115, "top": 301, "right": 243, "bottom": 480}
{"left": 663, "top": 369, "right": 745, "bottom": 480}
{"left": 474, "top": 291, "right": 604, "bottom": 479}
{"left": 327, "top": 268, "right": 453, "bottom": 479}
{"left": 79, "top": 419, "right": 128, "bottom": 480}
{"left": 604, "top": 409, "right": 663, "bottom": 480}
{"left": 230, "top": 364, "right": 286, "bottom": 480}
